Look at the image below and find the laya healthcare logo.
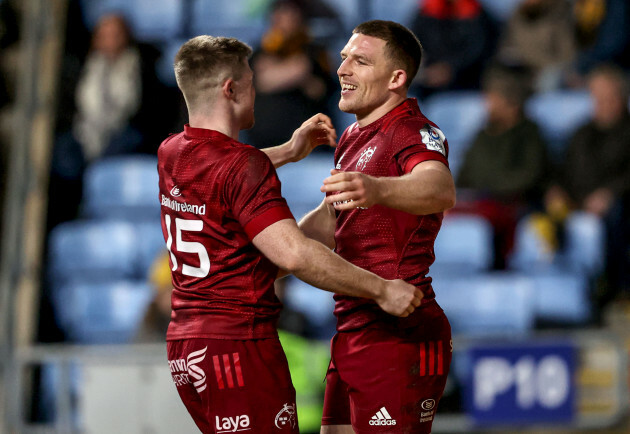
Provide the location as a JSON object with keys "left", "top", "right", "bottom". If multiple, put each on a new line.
{"left": 275, "top": 403, "right": 297, "bottom": 429}
{"left": 187, "top": 346, "right": 208, "bottom": 393}
{"left": 215, "top": 414, "right": 251, "bottom": 433}
{"left": 355, "top": 146, "right": 377, "bottom": 171}
{"left": 170, "top": 185, "right": 182, "bottom": 197}
{"left": 369, "top": 406, "right": 397, "bottom": 426}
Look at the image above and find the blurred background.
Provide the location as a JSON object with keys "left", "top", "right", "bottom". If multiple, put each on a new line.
{"left": 1, "top": 0, "right": 629, "bottom": 432}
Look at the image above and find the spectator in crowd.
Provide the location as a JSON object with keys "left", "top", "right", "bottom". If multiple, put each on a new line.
{"left": 496, "top": 0, "right": 576, "bottom": 92}
{"left": 457, "top": 66, "right": 550, "bottom": 268}
{"left": 545, "top": 64, "right": 630, "bottom": 303}
{"left": 410, "top": 0, "right": 497, "bottom": 96}
{"left": 47, "top": 13, "right": 156, "bottom": 229}
{"left": 567, "top": 0, "right": 630, "bottom": 86}
{"left": 245, "top": 0, "right": 335, "bottom": 148}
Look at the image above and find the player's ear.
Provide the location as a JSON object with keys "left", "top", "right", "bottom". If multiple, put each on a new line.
{"left": 223, "top": 78, "right": 236, "bottom": 100}
{"left": 389, "top": 69, "right": 407, "bottom": 91}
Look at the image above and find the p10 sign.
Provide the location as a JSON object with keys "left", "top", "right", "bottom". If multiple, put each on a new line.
{"left": 464, "top": 341, "right": 575, "bottom": 425}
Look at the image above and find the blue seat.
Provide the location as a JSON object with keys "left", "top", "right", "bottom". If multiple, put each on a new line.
{"left": 525, "top": 90, "right": 592, "bottom": 158}
{"left": 190, "top": 0, "right": 265, "bottom": 46}
{"left": 508, "top": 214, "right": 557, "bottom": 272}
{"left": 432, "top": 214, "right": 494, "bottom": 275}
{"left": 478, "top": 0, "right": 522, "bottom": 22}
{"left": 321, "top": 0, "right": 362, "bottom": 33}
{"left": 81, "top": 0, "right": 182, "bottom": 41}
{"left": 48, "top": 220, "right": 138, "bottom": 283}
{"left": 83, "top": 155, "right": 160, "bottom": 221}
{"left": 531, "top": 271, "right": 591, "bottom": 324}
{"left": 276, "top": 154, "right": 335, "bottom": 220}
{"left": 80, "top": 0, "right": 133, "bottom": 29}
{"left": 52, "top": 280, "right": 154, "bottom": 344}
{"left": 156, "top": 39, "right": 187, "bottom": 86}
{"left": 128, "top": 0, "right": 182, "bottom": 42}
{"left": 434, "top": 273, "right": 536, "bottom": 336}
{"left": 421, "top": 91, "right": 486, "bottom": 177}
{"left": 135, "top": 220, "right": 167, "bottom": 279}
{"left": 282, "top": 276, "right": 336, "bottom": 340}
{"left": 509, "top": 212, "right": 605, "bottom": 278}
{"left": 564, "top": 211, "right": 605, "bottom": 276}
{"left": 369, "top": 0, "right": 418, "bottom": 26}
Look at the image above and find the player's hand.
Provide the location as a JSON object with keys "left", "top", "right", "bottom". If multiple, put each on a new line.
{"left": 288, "top": 113, "right": 337, "bottom": 162}
{"left": 321, "top": 169, "right": 381, "bottom": 210}
{"left": 376, "top": 279, "right": 423, "bottom": 317}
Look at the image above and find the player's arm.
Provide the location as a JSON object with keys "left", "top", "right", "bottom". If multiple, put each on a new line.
{"left": 253, "top": 219, "right": 422, "bottom": 317}
{"left": 321, "top": 160, "right": 455, "bottom": 215}
{"left": 261, "top": 113, "right": 337, "bottom": 168}
{"left": 297, "top": 198, "right": 336, "bottom": 249}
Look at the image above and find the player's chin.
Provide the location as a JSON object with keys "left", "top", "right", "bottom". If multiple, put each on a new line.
{"left": 338, "top": 99, "right": 356, "bottom": 114}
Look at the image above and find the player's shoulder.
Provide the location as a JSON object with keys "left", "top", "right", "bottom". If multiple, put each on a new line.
{"left": 390, "top": 110, "right": 448, "bottom": 157}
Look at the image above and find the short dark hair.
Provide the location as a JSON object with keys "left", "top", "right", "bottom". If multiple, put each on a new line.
{"left": 353, "top": 20, "right": 423, "bottom": 88}
{"left": 174, "top": 36, "right": 252, "bottom": 107}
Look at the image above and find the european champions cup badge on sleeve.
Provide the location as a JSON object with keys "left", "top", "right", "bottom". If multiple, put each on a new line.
{"left": 420, "top": 125, "right": 446, "bottom": 156}
{"left": 274, "top": 403, "right": 296, "bottom": 429}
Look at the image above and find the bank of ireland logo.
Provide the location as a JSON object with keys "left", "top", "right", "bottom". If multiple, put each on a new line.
{"left": 187, "top": 346, "right": 208, "bottom": 393}
{"left": 170, "top": 185, "right": 182, "bottom": 197}
{"left": 274, "top": 403, "right": 296, "bottom": 429}
{"left": 421, "top": 398, "right": 436, "bottom": 411}
{"left": 355, "top": 146, "right": 377, "bottom": 171}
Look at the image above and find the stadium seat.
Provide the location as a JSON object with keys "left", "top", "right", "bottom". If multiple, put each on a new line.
{"left": 564, "top": 211, "right": 605, "bottom": 276}
{"left": 530, "top": 270, "right": 591, "bottom": 324}
{"left": 48, "top": 220, "right": 138, "bottom": 284}
{"left": 421, "top": 91, "right": 486, "bottom": 178}
{"left": 79, "top": 0, "right": 133, "bottom": 29}
{"left": 190, "top": 0, "right": 265, "bottom": 47}
{"left": 82, "top": 155, "right": 160, "bottom": 221}
{"left": 508, "top": 214, "right": 557, "bottom": 272}
{"left": 52, "top": 280, "right": 154, "bottom": 344}
{"left": 478, "top": 0, "right": 522, "bottom": 22}
{"left": 432, "top": 214, "right": 494, "bottom": 275}
{"left": 321, "top": 0, "right": 362, "bottom": 32}
{"left": 282, "top": 277, "right": 337, "bottom": 341}
{"left": 156, "top": 38, "right": 187, "bottom": 86}
{"left": 370, "top": 0, "right": 419, "bottom": 26}
{"left": 275, "top": 153, "right": 335, "bottom": 220}
{"left": 433, "top": 273, "right": 536, "bottom": 336}
{"left": 135, "top": 221, "right": 167, "bottom": 279}
{"left": 81, "top": 0, "right": 182, "bottom": 41}
{"left": 524, "top": 90, "right": 592, "bottom": 158}
{"left": 509, "top": 211, "right": 605, "bottom": 278}
{"left": 128, "top": 0, "right": 182, "bottom": 42}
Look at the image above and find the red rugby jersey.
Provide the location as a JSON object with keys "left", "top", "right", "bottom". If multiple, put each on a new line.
{"left": 331, "top": 98, "right": 450, "bottom": 331}
{"left": 158, "top": 125, "right": 293, "bottom": 340}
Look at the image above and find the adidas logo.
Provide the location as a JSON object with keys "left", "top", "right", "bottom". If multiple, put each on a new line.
{"left": 369, "top": 407, "right": 397, "bottom": 426}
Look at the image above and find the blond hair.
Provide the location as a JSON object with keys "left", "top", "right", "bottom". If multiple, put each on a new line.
{"left": 174, "top": 35, "right": 252, "bottom": 110}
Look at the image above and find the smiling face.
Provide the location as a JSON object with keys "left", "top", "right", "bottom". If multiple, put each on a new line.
{"left": 337, "top": 33, "right": 403, "bottom": 125}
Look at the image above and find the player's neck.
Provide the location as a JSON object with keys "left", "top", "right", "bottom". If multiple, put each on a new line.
{"left": 356, "top": 94, "right": 407, "bottom": 128}
{"left": 188, "top": 111, "right": 239, "bottom": 140}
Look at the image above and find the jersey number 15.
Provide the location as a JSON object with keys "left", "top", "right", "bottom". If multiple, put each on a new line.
{"left": 164, "top": 214, "right": 210, "bottom": 278}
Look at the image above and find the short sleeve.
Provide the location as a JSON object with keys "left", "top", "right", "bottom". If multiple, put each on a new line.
{"left": 225, "top": 149, "right": 294, "bottom": 239}
{"left": 395, "top": 123, "right": 449, "bottom": 174}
